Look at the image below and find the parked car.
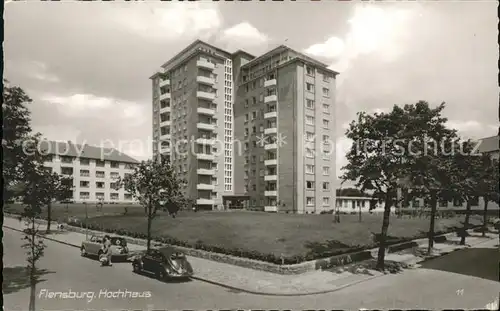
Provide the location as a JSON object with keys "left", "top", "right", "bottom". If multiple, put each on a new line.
{"left": 80, "top": 235, "right": 129, "bottom": 260}
{"left": 131, "top": 247, "right": 193, "bottom": 280}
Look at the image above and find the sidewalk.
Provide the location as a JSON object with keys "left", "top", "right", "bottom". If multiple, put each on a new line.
{"left": 3, "top": 216, "right": 495, "bottom": 296}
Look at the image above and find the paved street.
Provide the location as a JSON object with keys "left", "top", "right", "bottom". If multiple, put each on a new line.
{"left": 4, "top": 228, "right": 498, "bottom": 310}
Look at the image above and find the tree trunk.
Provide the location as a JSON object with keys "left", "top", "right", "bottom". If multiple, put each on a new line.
{"left": 29, "top": 219, "right": 36, "bottom": 311}
{"left": 46, "top": 202, "right": 52, "bottom": 233}
{"left": 460, "top": 200, "right": 472, "bottom": 245}
{"left": 376, "top": 194, "right": 392, "bottom": 271}
{"left": 29, "top": 264, "right": 36, "bottom": 311}
{"left": 482, "top": 199, "right": 489, "bottom": 237}
{"left": 146, "top": 206, "right": 152, "bottom": 251}
{"left": 427, "top": 194, "right": 437, "bottom": 255}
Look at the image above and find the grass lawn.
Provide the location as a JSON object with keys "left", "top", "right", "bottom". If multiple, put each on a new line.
{"left": 5, "top": 203, "right": 483, "bottom": 262}
{"left": 3, "top": 203, "right": 151, "bottom": 222}
{"left": 81, "top": 210, "right": 482, "bottom": 259}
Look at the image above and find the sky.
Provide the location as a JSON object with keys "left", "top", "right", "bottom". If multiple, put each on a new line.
{"left": 4, "top": 1, "right": 499, "bottom": 179}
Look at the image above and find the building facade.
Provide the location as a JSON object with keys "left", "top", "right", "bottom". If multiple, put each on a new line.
{"left": 150, "top": 41, "right": 235, "bottom": 210}
{"left": 151, "top": 40, "right": 338, "bottom": 213}
{"left": 40, "top": 140, "right": 139, "bottom": 204}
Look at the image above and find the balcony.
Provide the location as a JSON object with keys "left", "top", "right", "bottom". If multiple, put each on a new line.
{"left": 197, "top": 198, "right": 214, "bottom": 205}
{"left": 159, "top": 79, "right": 170, "bottom": 87}
{"left": 196, "top": 153, "right": 215, "bottom": 161}
{"left": 264, "top": 127, "right": 277, "bottom": 135}
{"left": 264, "top": 79, "right": 277, "bottom": 87}
{"left": 160, "top": 120, "right": 171, "bottom": 127}
{"left": 196, "top": 138, "right": 215, "bottom": 145}
{"left": 160, "top": 146, "right": 171, "bottom": 154}
{"left": 264, "top": 111, "right": 277, "bottom": 119}
{"left": 196, "top": 60, "right": 215, "bottom": 71}
{"left": 197, "top": 122, "right": 216, "bottom": 131}
{"left": 197, "top": 107, "right": 215, "bottom": 116}
{"left": 196, "top": 76, "right": 215, "bottom": 86}
{"left": 159, "top": 106, "right": 171, "bottom": 113}
{"left": 264, "top": 95, "right": 277, "bottom": 103}
{"left": 265, "top": 159, "right": 277, "bottom": 166}
{"left": 197, "top": 183, "right": 215, "bottom": 191}
{"left": 197, "top": 168, "right": 215, "bottom": 175}
{"left": 265, "top": 190, "right": 278, "bottom": 196}
{"left": 264, "top": 175, "right": 277, "bottom": 181}
{"left": 197, "top": 91, "right": 216, "bottom": 101}
{"left": 264, "top": 143, "right": 278, "bottom": 150}
{"left": 160, "top": 93, "right": 171, "bottom": 101}
{"left": 159, "top": 134, "right": 171, "bottom": 141}
{"left": 264, "top": 205, "right": 277, "bottom": 212}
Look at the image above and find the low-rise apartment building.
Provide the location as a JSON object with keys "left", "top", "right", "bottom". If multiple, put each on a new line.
{"left": 40, "top": 140, "right": 139, "bottom": 204}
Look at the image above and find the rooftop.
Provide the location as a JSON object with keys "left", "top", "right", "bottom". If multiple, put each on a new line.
{"left": 478, "top": 135, "right": 499, "bottom": 154}
{"left": 39, "top": 140, "right": 139, "bottom": 164}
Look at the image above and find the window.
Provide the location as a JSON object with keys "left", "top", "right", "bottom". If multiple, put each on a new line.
{"left": 413, "top": 199, "right": 420, "bottom": 208}
{"left": 306, "top": 197, "right": 315, "bottom": 206}
{"left": 244, "top": 99, "right": 249, "bottom": 108}
{"left": 259, "top": 169, "right": 264, "bottom": 177}
{"left": 110, "top": 193, "right": 119, "bottom": 200}
{"left": 306, "top": 148, "right": 314, "bottom": 158}
{"left": 306, "top": 132, "right": 315, "bottom": 141}
{"left": 79, "top": 192, "right": 90, "bottom": 200}
{"left": 80, "top": 169, "right": 90, "bottom": 177}
{"left": 306, "top": 164, "right": 314, "bottom": 174}
{"left": 306, "top": 83, "right": 314, "bottom": 92}
{"left": 95, "top": 171, "right": 105, "bottom": 178}
{"left": 306, "top": 115, "right": 315, "bottom": 125}
{"left": 96, "top": 160, "right": 105, "bottom": 167}
{"left": 80, "top": 158, "right": 90, "bottom": 165}
{"left": 306, "top": 99, "right": 315, "bottom": 109}
{"left": 323, "top": 197, "right": 330, "bottom": 206}
{"left": 245, "top": 128, "right": 249, "bottom": 136}
{"left": 124, "top": 193, "right": 133, "bottom": 200}
{"left": 79, "top": 181, "right": 89, "bottom": 188}
{"left": 323, "top": 135, "right": 330, "bottom": 143}
{"left": 96, "top": 192, "right": 105, "bottom": 200}
{"left": 306, "top": 66, "right": 314, "bottom": 76}
{"left": 322, "top": 88, "right": 329, "bottom": 97}
{"left": 453, "top": 199, "right": 463, "bottom": 207}
{"left": 322, "top": 166, "right": 330, "bottom": 175}
{"left": 252, "top": 111, "right": 257, "bottom": 120}
{"left": 306, "top": 181, "right": 315, "bottom": 190}
{"left": 323, "top": 74, "right": 330, "bottom": 82}
{"left": 323, "top": 182, "right": 330, "bottom": 191}
{"left": 323, "top": 119, "right": 329, "bottom": 129}
{"left": 245, "top": 114, "right": 249, "bottom": 122}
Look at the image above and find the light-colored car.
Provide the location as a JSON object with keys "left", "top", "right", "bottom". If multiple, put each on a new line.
{"left": 80, "top": 235, "right": 130, "bottom": 260}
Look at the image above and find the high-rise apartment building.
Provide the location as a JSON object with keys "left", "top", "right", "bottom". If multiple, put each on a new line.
{"left": 151, "top": 40, "right": 338, "bottom": 213}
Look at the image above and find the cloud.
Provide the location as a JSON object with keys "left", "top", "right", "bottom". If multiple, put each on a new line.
{"left": 305, "top": 37, "right": 345, "bottom": 59}
{"left": 446, "top": 120, "right": 497, "bottom": 139}
{"left": 108, "top": 3, "right": 222, "bottom": 41}
{"left": 305, "top": 4, "right": 416, "bottom": 73}
{"left": 336, "top": 136, "right": 353, "bottom": 178}
{"left": 219, "top": 22, "right": 269, "bottom": 50}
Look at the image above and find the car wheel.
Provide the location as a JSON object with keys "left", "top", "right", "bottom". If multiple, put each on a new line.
{"left": 156, "top": 269, "right": 166, "bottom": 281}
{"left": 81, "top": 247, "right": 87, "bottom": 257}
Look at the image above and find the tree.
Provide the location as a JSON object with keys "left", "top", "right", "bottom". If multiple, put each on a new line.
{"left": 400, "top": 102, "right": 458, "bottom": 254}
{"left": 473, "top": 155, "right": 499, "bottom": 236}
{"left": 2, "top": 80, "right": 36, "bottom": 203}
{"left": 21, "top": 162, "right": 49, "bottom": 311}
{"left": 342, "top": 106, "right": 409, "bottom": 271}
{"left": 447, "top": 139, "right": 484, "bottom": 245}
{"left": 40, "top": 171, "right": 74, "bottom": 232}
{"left": 114, "top": 158, "right": 187, "bottom": 250}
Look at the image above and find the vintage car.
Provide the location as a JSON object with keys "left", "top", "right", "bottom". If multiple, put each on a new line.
{"left": 131, "top": 247, "right": 193, "bottom": 280}
{"left": 80, "top": 235, "right": 129, "bottom": 260}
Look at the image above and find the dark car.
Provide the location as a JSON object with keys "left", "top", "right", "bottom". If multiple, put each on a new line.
{"left": 131, "top": 247, "right": 193, "bottom": 280}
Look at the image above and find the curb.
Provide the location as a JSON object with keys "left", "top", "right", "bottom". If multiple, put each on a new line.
{"left": 3, "top": 225, "right": 383, "bottom": 297}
